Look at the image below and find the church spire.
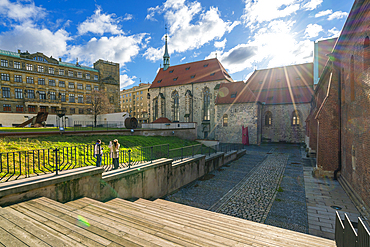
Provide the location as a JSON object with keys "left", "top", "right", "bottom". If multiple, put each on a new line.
{"left": 163, "top": 34, "right": 170, "bottom": 71}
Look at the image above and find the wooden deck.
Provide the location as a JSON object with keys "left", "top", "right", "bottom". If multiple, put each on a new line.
{"left": 0, "top": 197, "right": 336, "bottom": 246}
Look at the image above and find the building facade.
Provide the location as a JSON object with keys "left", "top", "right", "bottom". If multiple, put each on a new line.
{"left": 0, "top": 49, "right": 120, "bottom": 118}
{"left": 120, "top": 83, "right": 151, "bottom": 123}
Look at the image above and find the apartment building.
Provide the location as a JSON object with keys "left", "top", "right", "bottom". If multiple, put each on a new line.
{"left": 0, "top": 49, "right": 120, "bottom": 116}
{"left": 120, "top": 83, "right": 150, "bottom": 123}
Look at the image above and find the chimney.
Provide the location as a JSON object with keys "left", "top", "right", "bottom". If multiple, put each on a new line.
{"left": 18, "top": 49, "right": 21, "bottom": 53}
{"left": 59, "top": 58, "right": 62, "bottom": 62}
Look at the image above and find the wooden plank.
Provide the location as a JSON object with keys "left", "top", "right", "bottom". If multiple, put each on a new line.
{"left": 0, "top": 226, "right": 28, "bottom": 247}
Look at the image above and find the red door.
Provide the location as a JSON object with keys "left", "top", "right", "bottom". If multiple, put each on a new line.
{"left": 242, "top": 126, "right": 249, "bottom": 145}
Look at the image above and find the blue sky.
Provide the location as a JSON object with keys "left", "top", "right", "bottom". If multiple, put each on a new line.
{"left": 0, "top": 0, "right": 353, "bottom": 89}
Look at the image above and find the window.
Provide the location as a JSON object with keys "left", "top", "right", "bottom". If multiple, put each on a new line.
{"left": 86, "top": 84, "right": 91, "bottom": 90}
{"left": 47, "top": 67, "right": 54, "bottom": 74}
{"left": 50, "top": 92, "right": 56, "bottom": 100}
{"left": 28, "top": 105, "right": 36, "bottom": 112}
{"left": 1, "top": 59, "right": 8, "bottom": 67}
{"left": 141, "top": 96, "right": 143, "bottom": 100}
{"left": 185, "top": 67, "right": 190, "bottom": 70}
{"left": 14, "top": 61, "right": 20, "bottom": 69}
{"left": 16, "top": 105, "right": 23, "bottom": 112}
{"left": 69, "top": 94, "right": 75, "bottom": 103}
{"left": 2, "top": 87, "right": 10, "bottom": 98}
{"left": 94, "top": 85, "right": 99, "bottom": 91}
{"left": 15, "top": 88, "right": 23, "bottom": 99}
{"left": 27, "top": 90, "right": 35, "bottom": 99}
{"left": 26, "top": 77, "right": 34, "bottom": 84}
{"left": 157, "top": 80, "right": 162, "bottom": 83}
{"left": 1, "top": 73, "right": 9, "bottom": 81}
{"left": 38, "top": 65, "right": 44, "bottom": 72}
{"left": 223, "top": 114, "right": 228, "bottom": 127}
{"left": 39, "top": 91, "right": 46, "bottom": 100}
{"left": 78, "top": 95, "right": 83, "bottom": 103}
{"left": 77, "top": 72, "right": 82, "bottom": 78}
{"left": 350, "top": 55, "right": 355, "bottom": 101}
{"left": 3, "top": 104, "right": 11, "bottom": 111}
{"left": 173, "top": 77, "right": 178, "bottom": 81}
{"left": 60, "top": 93, "right": 66, "bottom": 102}
{"left": 68, "top": 71, "right": 73, "bottom": 77}
{"left": 94, "top": 75, "right": 98, "bottom": 80}
{"left": 26, "top": 64, "right": 33, "bottom": 71}
{"left": 49, "top": 79, "right": 56, "bottom": 86}
{"left": 364, "top": 36, "right": 370, "bottom": 70}
{"left": 203, "top": 64, "right": 208, "bottom": 67}
{"left": 79, "top": 108, "right": 84, "bottom": 114}
{"left": 70, "top": 108, "right": 75, "bottom": 114}
{"left": 172, "top": 91, "right": 179, "bottom": 121}
{"left": 169, "top": 70, "right": 174, "bottom": 73}
{"left": 86, "top": 73, "right": 90, "bottom": 79}
{"left": 34, "top": 56, "right": 46, "bottom": 62}
{"left": 51, "top": 107, "right": 57, "bottom": 113}
{"left": 265, "top": 111, "right": 272, "bottom": 126}
{"left": 210, "top": 72, "right": 215, "bottom": 76}
{"left": 153, "top": 98, "right": 158, "bottom": 120}
{"left": 59, "top": 81, "right": 65, "bottom": 87}
{"left": 203, "top": 87, "right": 211, "bottom": 121}
{"left": 59, "top": 69, "right": 64, "bottom": 75}
{"left": 77, "top": 83, "right": 83, "bottom": 90}
{"left": 69, "top": 82, "right": 75, "bottom": 89}
{"left": 14, "top": 75, "right": 22, "bottom": 82}
{"left": 231, "top": 93, "right": 237, "bottom": 98}
{"left": 38, "top": 78, "right": 45, "bottom": 85}
{"left": 292, "top": 111, "right": 300, "bottom": 126}
{"left": 86, "top": 95, "right": 91, "bottom": 103}
{"left": 39, "top": 106, "right": 47, "bottom": 112}
{"left": 190, "top": 75, "right": 195, "bottom": 78}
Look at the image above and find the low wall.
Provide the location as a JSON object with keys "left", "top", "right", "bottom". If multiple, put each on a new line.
{"left": 0, "top": 150, "right": 246, "bottom": 206}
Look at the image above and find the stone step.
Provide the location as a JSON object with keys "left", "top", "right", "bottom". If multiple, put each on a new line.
{"left": 146, "top": 198, "right": 336, "bottom": 247}
{"left": 67, "top": 197, "right": 235, "bottom": 247}
{"left": 107, "top": 198, "right": 302, "bottom": 247}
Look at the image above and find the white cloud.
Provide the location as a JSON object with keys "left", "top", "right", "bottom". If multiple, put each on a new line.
{"left": 0, "top": 22, "right": 71, "bottom": 57}
{"left": 328, "top": 27, "right": 340, "bottom": 37}
{"left": 302, "top": 0, "right": 323, "bottom": 10}
{"left": 0, "top": 0, "right": 46, "bottom": 21}
{"left": 120, "top": 74, "right": 137, "bottom": 89}
{"left": 144, "top": 0, "right": 239, "bottom": 61}
{"left": 328, "top": 11, "right": 348, "bottom": 20}
{"left": 69, "top": 34, "right": 146, "bottom": 66}
{"left": 242, "top": 0, "right": 300, "bottom": 28}
{"left": 77, "top": 6, "right": 124, "bottom": 35}
{"left": 123, "top": 13, "right": 133, "bottom": 21}
{"left": 315, "top": 9, "right": 333, "bottom": 18}
{"left": 214, "top": 38, "right": 227, "bottom": 49}
{"left": 305, "top": 24, "right": 323, "bottom": 38}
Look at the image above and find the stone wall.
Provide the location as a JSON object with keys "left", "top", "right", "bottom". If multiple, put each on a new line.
{"left": 261, "top": 103, "right": 310, "bottom": 143}
{"left": 149, "top": 79, "right": 228, "bottom": 139}
{"left": 214, "top": 102, "right": 259, "bottom": 144}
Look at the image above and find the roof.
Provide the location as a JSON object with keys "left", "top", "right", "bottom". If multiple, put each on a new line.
{"left": 150, "top": 58, "right": 233, "bottom": 89}
{"left": 152, "top": 117, "right": 171, "bottom": 123}
{"left": 216, "top": 63, "right": 314, "bottom": 105}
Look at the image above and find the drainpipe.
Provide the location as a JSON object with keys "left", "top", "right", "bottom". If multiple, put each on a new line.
{"left": 334, "top": 64, "right": 342, "bottom": 180}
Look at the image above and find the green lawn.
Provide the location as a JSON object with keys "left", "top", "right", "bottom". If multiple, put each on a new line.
{"left": 0, "top": 127, "right": 124, "bottom": 132}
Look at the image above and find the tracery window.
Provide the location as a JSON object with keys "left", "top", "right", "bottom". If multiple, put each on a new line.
{"left": 172, "top": 90, "right": 179, "bottom": 121}
{"left": 223, "top": 114, "right": 228, "bottom": 127}
{"left": 350, "top": 55, "right": 355, "bottom": 101}
{"left": 203, "top": 87, "right": 211, "bottom": 121}
{"left": 292, "top": 111, "right": 300, "bottom": 126}
{"left": 265, "top": 111, "right": 272, "bottom": 126}
{"left": 153, "top": 98, "right": 158, "bottom": 120}
{"left": 364, "top": 36, "right": 370, "bottom": 70}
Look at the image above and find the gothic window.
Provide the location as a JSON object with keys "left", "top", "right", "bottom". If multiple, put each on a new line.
{"left": 203, "top": 87, "right": 211, "bottom": 121}
{"left": 364, "top": 36, "right": 370, "bottom": 70}
{"left": 223, "top": 114, "right": 228, "bottom": 127}
{"left": 160, "top": 97, "right": 165, "bottom": 117}
{"left": 265, "top": 111, "right": 272, "bottom": 126}
{"left": 153, "top": 98, "right": 158, "bottom": 120}
{"left": 185, "top": 90, "right": 193, "bottom": 122}
{"left": 171, "top": 90, "right": 179, "bottom": 121}
{"left": 350, "top": 55, "right": 355, "bottom": 101}
{"left": 292, "top": 111, "right": 300, "bottom": 126}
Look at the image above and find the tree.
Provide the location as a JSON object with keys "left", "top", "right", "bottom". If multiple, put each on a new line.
{"left": 89, "top": 90, "right": 112, "bottom": 127}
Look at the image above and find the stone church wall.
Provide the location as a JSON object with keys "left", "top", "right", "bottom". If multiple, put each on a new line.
{"left": 261, "top": 103, "right": 310, "bottom": 143}
{"left": 214, "top": 103, "right": 259, "bottom": 144}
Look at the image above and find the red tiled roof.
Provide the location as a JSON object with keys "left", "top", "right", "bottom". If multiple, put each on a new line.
{"left": 152, "top": 117, "right": 171, "bottom": 123}
{"left": 150, "top": 58, "right": 233, "bottom": 89}
{"left": 216, "top": 82, "right": 256, "bottom": 104}
{"left": 216, "top": 63, "right": 314, "bottom": 105}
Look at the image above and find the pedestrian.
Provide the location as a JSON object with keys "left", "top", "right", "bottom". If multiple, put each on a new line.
{"left": 109, "top": 139, "right": 120, "bottom": 169}
{"left": 94, "top": 139, "right": 103, "bottom": 167}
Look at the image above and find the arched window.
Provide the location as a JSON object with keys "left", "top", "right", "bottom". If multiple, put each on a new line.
{"left": 203, "top": 87, "right": 211, "bottom": 121}
{"left": 223, "top": 114, "right": 228, "bottom": 127}
{"left": 364, "top": 36, "right": 370, "bottom": 70}
{"left": 171, "top": 90, "right": 179, "bottom": 121}
{"left": 350, "top": 55, "right": 355, "bottom": 101}
{"left": 292, "top": 111, "right": 300, "bottom": 126}
{"left": 153, "top": 98, "right": 158, "bottom": 120}
{"left": 185, "top": 90, "right": 193, "bottom": 122}
{"left": 265, "top": 111, "right": 272, "bottom": 126}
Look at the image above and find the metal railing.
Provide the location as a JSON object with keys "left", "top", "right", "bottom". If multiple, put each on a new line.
{"left": 0, "top": 143, "right": 246, "bottom": 183}
{"left": 335, "top": 211, "right": 370, "bottom": 247}
{"left": 73, "top": 121, "right": 126, "bottom": 130}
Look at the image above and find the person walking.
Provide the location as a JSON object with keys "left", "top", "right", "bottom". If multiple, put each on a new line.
{"left": 109, "top": 139, "right": 120, "bottom": 170}
{"left": 94, "top": 139, "right": 103, "bottom": 167}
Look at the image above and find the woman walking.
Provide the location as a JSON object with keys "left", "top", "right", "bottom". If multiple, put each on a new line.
{"left": 109, "top": 139, "right": 120, "bottom": 170}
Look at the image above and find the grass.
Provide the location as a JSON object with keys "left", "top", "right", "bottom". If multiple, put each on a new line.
{"left": 277, "top": 186, "right": 284, "bottom": 192}
{"left": 0, "top": 127, "right": 124, "bottom": 133}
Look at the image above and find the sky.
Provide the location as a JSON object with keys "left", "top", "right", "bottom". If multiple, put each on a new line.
{"left": 0, "top": 0, "right": 354, "bottom": 89}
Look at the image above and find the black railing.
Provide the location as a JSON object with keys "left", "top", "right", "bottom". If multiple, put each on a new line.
{"left": 0, "top": 143, "right": 246, "bottom": 183}
{"left": 73, "top": 121, "right": 126, "bottom": 130}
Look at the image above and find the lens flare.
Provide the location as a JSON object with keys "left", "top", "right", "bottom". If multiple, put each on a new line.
{"left": 77, "top": 215, "right": 90, "bottom": 228}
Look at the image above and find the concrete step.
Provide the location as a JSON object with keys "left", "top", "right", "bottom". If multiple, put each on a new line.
{"left": 143, "top": 198, "right": 336, "bottom": 247}
{"left": 67, "top": 197, "right": 233, "bottom": 247}
{"left": 107, "top": 198, "right": 303, "bottom": 247}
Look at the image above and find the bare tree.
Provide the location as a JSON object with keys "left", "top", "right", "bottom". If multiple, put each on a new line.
{"left": 89, "top": 90, "right": 111, "bottom": 127}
